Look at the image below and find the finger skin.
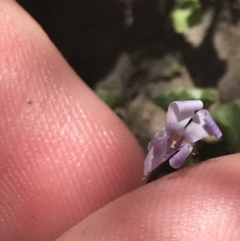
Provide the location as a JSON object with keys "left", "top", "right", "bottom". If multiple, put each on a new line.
{"left": 57, "top": 154, "right": 240, "bottom": 241}
{"left": 0, "top": 1, "right": 144, "bottom": 241}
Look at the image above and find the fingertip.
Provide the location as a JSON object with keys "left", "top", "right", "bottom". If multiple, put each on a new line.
{"left": 57, "top": 154, "right": 240, "bottom": 241}
{"left": 0, "top": 1, "right": 145, "bottom": 240}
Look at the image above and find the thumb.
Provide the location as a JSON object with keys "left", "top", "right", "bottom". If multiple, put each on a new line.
{"left": 57, "top": 154, "right": 240, "bottom": 241}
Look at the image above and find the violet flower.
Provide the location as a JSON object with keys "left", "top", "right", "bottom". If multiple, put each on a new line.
{"left": 144, "top": 100, "right": 222, "bottom": 176}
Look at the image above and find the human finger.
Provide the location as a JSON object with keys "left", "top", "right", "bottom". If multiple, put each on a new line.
{"left": 0, "top": 1, "right": 144, "bottom": 241}
{"left": 57, "top": 154, "right": 240, "bottom": 241}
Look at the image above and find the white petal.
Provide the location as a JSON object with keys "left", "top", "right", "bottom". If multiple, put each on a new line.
{"left": 169, "top": 141, "right": 193, "bottom": 168}
{"left": 166, "top": 100, "right": 203, "bottom": 135}
{"left": 184, "top": 109, "right": 216, "bottom": 143}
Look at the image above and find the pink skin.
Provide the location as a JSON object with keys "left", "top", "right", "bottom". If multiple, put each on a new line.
{"left": 0, "top": 1, "right": 144, "bottom": 240}
{"left": 1, "top": 1, "right": 240, "bottom": 241}
{"left": 57, "top": 155, "right": 240, "bottom": 241}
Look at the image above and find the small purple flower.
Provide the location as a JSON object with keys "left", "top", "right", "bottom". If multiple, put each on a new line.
{"left": 144, "top": 100, "right": 222, "bottom": 176}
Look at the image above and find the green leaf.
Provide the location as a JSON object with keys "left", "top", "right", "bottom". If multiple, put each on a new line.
{"left": 213, "top": 100, "right": 240, "bottom": 153}
{"left": 96, "top": 89, "right": 125, "bottom": 109}
{"left": 154, "top": 88, "right": 219, "bottom": 111}
{"left": 170, "top": 0, "right": 201, "bottom": 33}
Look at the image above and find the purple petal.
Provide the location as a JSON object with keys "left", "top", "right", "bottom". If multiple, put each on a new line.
{"left": 184, "top": 109, "right": 222, "bottom": 143}
{"left": 144, "top": 147, "right": 154, "bottom": 177}
{"left": 204, "top": 114, "right": 222, "bottom": 138}
{"left": 166, "top": 100, "right": 203, "bottom": 135}
{"left": 144, "top": 127, "right": 170, "bottom": 176}
{"left": 169, "top": 141, "right": 193, "bottom": 168}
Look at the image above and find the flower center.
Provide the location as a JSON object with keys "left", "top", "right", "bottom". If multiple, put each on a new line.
{"left": 171, "top": 132, "right": 183, "bottom": 148}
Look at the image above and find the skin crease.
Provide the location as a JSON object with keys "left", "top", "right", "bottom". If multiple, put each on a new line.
{"left": 1, "top": 1, "right": 240, "bottom": 241}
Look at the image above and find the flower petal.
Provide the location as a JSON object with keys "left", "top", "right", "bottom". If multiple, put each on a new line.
{"left": 184, "top": 109, "right": 222, "bottom": 143}
{"left": 144, "top": 127, "right": 170, "bottom": 176}
{"left": 169, "top": 141, "right": 193, "bottom": 168}
{"left": 166, "top": 100, "right": 203, "bottom": 135}
{"left": 143, "top": 147, "right": 154, "bottom": 177}
{"left": 204, "top": 113, "right": 222, "bottom": 138}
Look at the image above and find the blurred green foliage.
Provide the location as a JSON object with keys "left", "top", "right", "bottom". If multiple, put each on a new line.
{"left": 213, "top": 100, "right": 240, "bottom": 153}
{"left": 154, "top": 88, "right": 219, "bottom": 111}
{"left": 96, "top": 89, "right": 125, "bottom": 109}
{"left": 170, "top": 0, "right": 201, "bottom": 33}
